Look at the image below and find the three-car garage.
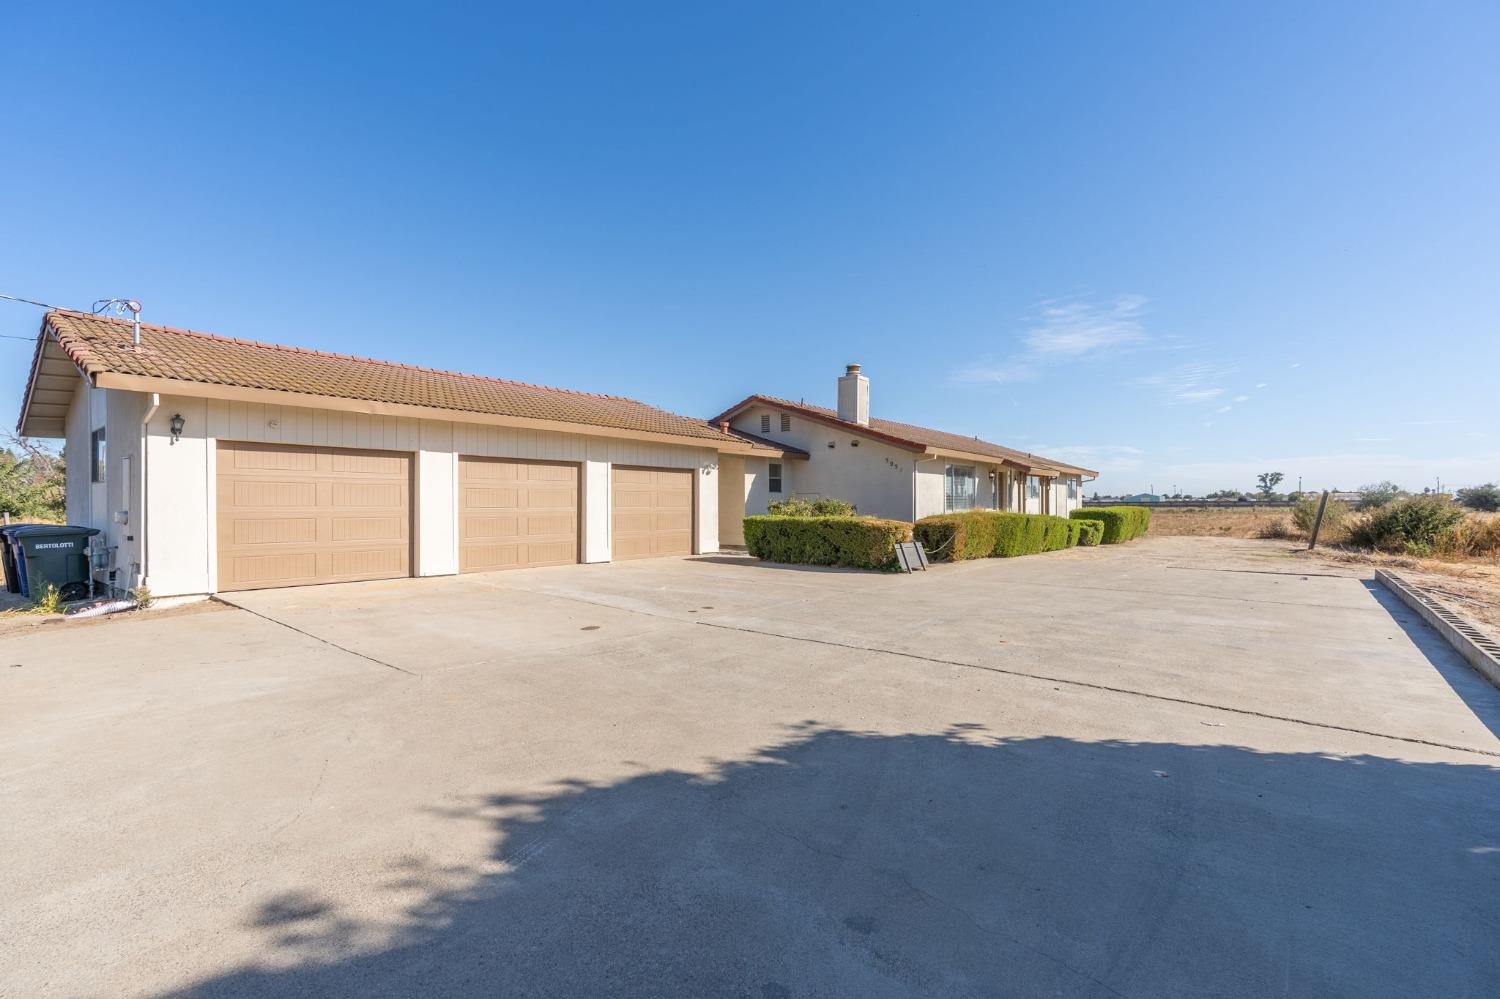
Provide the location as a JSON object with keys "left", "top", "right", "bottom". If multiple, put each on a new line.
{"left": 214, "top": 441, "right": 701, "bottom": 591}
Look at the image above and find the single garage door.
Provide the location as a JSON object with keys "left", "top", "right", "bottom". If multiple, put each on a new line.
{"left": 612, "top": 466, "right": 693, "bottom": 560}
{"left": 216, "top": 441, "right": 411, "bottom": 592}
{"left": 459, "top": 457, "right": 578, "bottom": 572}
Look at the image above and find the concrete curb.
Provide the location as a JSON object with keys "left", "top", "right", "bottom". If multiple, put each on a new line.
{"left": 1377, "top": 570, "right": 1500, "bottom": 691}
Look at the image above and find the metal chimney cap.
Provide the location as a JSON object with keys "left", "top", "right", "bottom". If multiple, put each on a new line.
{"left": 845, "top": 363, "right": 862, "bottom": 375}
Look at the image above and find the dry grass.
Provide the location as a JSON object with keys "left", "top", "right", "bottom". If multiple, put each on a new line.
{"left": 1146, "top": 506, "right": 1301, "bottom": 539}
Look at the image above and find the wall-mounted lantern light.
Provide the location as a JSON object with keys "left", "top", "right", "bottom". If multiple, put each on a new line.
{"left": 169, "top": 413, "right": 185, "bottom": 445}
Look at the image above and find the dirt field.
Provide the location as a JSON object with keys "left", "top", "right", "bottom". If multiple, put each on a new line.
{"left": 1144, "top": 507, "right": 1500, "bottom": 633}
{"left": 1147, "top": 506, "right": 1295, "bottom": 539}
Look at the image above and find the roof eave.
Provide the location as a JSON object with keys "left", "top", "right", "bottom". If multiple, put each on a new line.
{"left": 16, "top": 318, "right": 90, "bottom": 439}
{"left": 89, "top": 372, "right": 772, "bottom": 454}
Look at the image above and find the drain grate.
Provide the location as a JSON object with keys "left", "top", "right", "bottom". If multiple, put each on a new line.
{"left": 1377, "top": 570, "right": 1500, "bottom": 690}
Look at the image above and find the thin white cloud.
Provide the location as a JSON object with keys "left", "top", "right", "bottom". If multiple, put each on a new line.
{"left": 1255, "top": 382, "right": 1268, "bottom": 388}
{"left": 1024, "top": 295, "right": 1148, "bottom": 356}
{"left": 1135, "top": 361, "right": 1233, "bottom": 405}
{"left": 1202, "top": 421, "right": 1214, "bottom": 428}
{"left": 953, "top": 294, "right": 1149, "bottom": 386}
{"left": 1233, "top": 395, "right": 1250, "bottom": 403}
{"left": 1029, "top": 444, "right": 1145, "bottom": 473}
{"left": 1214, "top": 405, "right": 1233, "bottom": 414}
{"left": 1290, "top": 363, "right": 1301, "bottom": 369}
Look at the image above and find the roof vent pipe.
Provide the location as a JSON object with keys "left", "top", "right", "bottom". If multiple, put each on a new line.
{"left": 93, "top": 298, "right": 144, "bottom": 348}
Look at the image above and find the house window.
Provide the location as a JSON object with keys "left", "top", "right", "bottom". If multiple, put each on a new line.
{"left": 944, "top": 464, "right": 977, "bottom": 512}
{"left": 1067, "top": 478, "right": 1078, "bottom": 500}
{"left": 761, "top": 414, "right": 771, "bottom": 433}
{"left": 780, "top": 413, "right": 791, "bottom": 432}
{"left": 1027, "top": 476, "right": 1041, "bottom": 500}
{"left": 768, "top": 462, "right": 783, "bottom": 494}
{"left": 91, "top": 428, "right": 107, "bottom": 483}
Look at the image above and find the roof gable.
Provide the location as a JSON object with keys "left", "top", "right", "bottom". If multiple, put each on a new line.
{"left": 712, "top": 394, "right": 1096, "bottom": 477}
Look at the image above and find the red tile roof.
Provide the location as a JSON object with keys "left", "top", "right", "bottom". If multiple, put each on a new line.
{"left": 34, "top": 310, "right": 785, "bottom": 451}
{"left": 710, "top": 394, "right": 1097, "bottom": 476}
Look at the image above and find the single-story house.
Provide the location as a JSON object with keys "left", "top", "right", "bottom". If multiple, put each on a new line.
{"left": 15, "top": 310, "right": 804, "bottom": 596}
{"left": 710, "top": 364, "right": 1095, "bottom": 544}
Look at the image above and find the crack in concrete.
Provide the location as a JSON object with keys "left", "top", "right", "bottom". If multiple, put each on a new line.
{"left": 696, "top": 621, "right": 1500, "bottom": 760}
{"left": 212, "top": 597, "right": 418, "bottom": 677}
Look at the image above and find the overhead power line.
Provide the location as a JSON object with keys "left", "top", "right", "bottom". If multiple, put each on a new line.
{"left": 0, "top": 293, "right": 65, "bottom": 310}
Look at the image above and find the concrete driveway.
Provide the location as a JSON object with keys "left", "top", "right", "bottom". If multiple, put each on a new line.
{"left": 3, "top": 537, "right": 1498, "bottom": 998}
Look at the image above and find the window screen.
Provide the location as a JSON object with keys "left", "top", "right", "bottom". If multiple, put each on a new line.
{"left": 1067, "top": 478, "right": 1078, "bottom": 500}
{"left": 761, "top": 414, "right": 771, "bottom": 433}
{"left": 768, "top": 462, "right": 783, "bottom": 493}
{"left": 1027, "top": 476, "right": 1041, "bottom": 499}
{"left": 91, "top": 428, "right": 107, "bottom": 484}
{"left": 780, "top": 414, "right": 791, "bottom": 432}
{"left": 944, "top": 465, "right": 976, "bottom": 513}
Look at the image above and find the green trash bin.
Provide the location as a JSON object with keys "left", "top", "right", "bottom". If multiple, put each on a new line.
{"left": 8, "top": 525, "right": 100, "bottom": 603}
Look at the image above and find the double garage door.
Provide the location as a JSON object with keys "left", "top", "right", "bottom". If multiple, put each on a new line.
{"left": 216, "top": 441, "right": 413, "bottom": 592}
{"left": 216, "top": 441, "right": 692, "bottom": 591}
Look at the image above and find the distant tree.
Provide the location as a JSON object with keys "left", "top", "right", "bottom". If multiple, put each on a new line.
{"left": 1256, "top": 472, "right": 1284, "bottom": 497}
{"left": 0, "top": 434, "right": 65, "bottom": 522}
{"left": 1456, "top": 483, "right": 1500, "bottom": 512}
{"left": 1357, "top": 481, "right": 1407, "bottom": 510}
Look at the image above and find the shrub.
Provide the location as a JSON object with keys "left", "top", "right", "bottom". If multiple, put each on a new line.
{"left": 913, "top": 512, "right": 1005, "bottom": 561}
{"left": 1346, "top": 495, "right": 1465, "bottom": 554}
{"left": 1256, "top": 518, "right": 1297, "bottom": 540}
{"left": 1456, "top": 484, "right": 1500, "bottom": 512}
{"left": 1042, "top": 516, "right": 1075, "bottom": 552}
{"left": 913, "top": 511, "right": 1078, "bottom": 561}
{"left": 766, "top": 496, "right": 857, "bottom": 517}
{"left": 1356, "top": 481, "right": 1407, "bottom": 510}
{"left": 1069, "top": 506, "right": 1151, "bottom": 543}
{"left": 1076, "top": 520, "right": 1104, "bottom": 546}
{"left": 743, "top": 515, "right": 910, "bottom": 569}
{"left": 1434, "top": 516, "right": 1500, "bottom": 558}
{"left": 1291, "top": 496, "right": 1349, "bottom": 534}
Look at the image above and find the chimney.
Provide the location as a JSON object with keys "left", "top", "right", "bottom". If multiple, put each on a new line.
{"left": 837, "top": 363, "right": 869, "bottom": 426}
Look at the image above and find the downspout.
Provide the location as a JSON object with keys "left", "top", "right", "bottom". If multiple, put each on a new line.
{"left": 139, "top": 393, "right": 159, "bottom": 593}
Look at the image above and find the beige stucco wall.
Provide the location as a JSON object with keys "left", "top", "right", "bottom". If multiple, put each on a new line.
{"left": 728, "top": 405, "right": 916, "bottom": 521}
{"left": 99, "top": 390, "right": 720, "bottom": 596}
{"left": 717, "top": 455, "right": 747, "bottom": 546}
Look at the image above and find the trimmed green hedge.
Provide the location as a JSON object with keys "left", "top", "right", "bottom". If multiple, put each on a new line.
{"left": 743, "top": 515, "right": 912, "bottom": 569}
{"left": 1069, "top": 506, "right": 1151, "bottom": 544}
{"left": 1075, "top": 520, "right": 1104, "bottom": 546}
{"left": 913, "top": 511, "right": 1080, "bottom": 561}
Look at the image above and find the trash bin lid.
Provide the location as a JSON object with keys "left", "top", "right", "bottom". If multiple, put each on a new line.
{"left": 5, "top": 524, "right": 101, "bottom": 539}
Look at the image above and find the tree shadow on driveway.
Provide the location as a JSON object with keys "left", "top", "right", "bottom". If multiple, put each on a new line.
{"left": 169, "top": 726, "right": 1500, "bottom": 999}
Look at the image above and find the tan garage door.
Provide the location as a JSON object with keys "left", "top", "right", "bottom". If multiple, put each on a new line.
{"left": 612, "top": 466, "right": 693, "bottom": 560}
{"left": 216, "top": 442, "right": 411, "bottom": 592}
{"left": 459, "top": 457, "right": 578, "bottom": 572}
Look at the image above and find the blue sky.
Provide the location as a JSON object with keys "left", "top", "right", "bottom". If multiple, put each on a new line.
{"left": 3, "top": 2, "right": 1496, "bottom": 494}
